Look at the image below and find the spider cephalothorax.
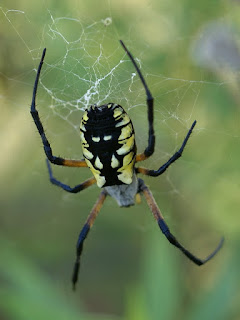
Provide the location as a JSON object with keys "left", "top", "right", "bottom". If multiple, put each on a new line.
{"left": 31, "top": 40, "right": 223, "bottom": 290}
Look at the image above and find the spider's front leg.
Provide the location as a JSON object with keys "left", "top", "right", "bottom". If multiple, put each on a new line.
{"left": 30, "top": 49, "right": 87, "bottom": 168}
{"left": 120, "top": 40, "right": 155, "bottom": 162}
{"left": 136, "top": 120, "right": 197, "bottom": 177}
{"left": 138, "top": 178, "right": 224, "bottom": 265}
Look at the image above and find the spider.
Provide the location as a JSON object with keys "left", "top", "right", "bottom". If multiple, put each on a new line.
{"left": 30, "top": 40, "right": 224, "bottom": 290}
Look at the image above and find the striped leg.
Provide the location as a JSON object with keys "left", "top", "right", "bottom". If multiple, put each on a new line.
{"left": 30, "top": 48, "right": 88, "bottom": 168}
{"left": 72, "top": 190, "right": 107, "bottom": 290}
{"left": 138, "top": 179, "right": 224, "bottom": 265}
{"left": 46, "top": 159, "right": 95, "bottom": 193}
{"left": 136, "top": 121, "right": 197, "bottom": 176}
{"left": 120, "top": 40, "right": 155, "bottom": 162}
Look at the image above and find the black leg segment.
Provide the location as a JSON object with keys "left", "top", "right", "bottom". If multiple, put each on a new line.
{"left": 30, "top": 49, "right": 65, "bottom": 165}
{"left": 72, "top": 190, "right": 107, "bottom": 290}
{"left": 46, "top": 159, "right": 96, "bottom": 193}
{"left": 30, "top": 49, "right": 88, "bottom": 168}
{"left": 137, "top": 120, "right": 197, "bottom": 176}
{"left": 120, "top": 40, "right": 155, "bottom": 160}
{"left": 158, "top": 219, "right": 224, "bottom": 265}
{"left": 139, "top": 178, "right": 224, "bottom": 266}
{"left": 72, "top": 223, "right": 90, "bottom": 289}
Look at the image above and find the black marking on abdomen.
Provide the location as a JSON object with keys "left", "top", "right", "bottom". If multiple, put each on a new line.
{"left": 80, "top": 103, "right": 136, "bottom": 187}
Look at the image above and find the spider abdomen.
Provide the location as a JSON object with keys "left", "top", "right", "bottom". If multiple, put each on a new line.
{"left": 80, "top": 103, "right": 137, "bottom": 188}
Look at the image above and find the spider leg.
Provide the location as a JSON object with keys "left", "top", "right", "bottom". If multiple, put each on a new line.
{"left": 72, "top": 190, "right": 107, "bottom": 290}
{"left": 138, "top": 178, "right": 224, "bottom": 265}
{"left": 120, "top": 40, "right": 155, "bottom": 161}
{"left": 30, "top": 48, "right": 88, "bottom": 168}
{"left": 46, "top": 159, "right": 96, "bottom": 193}
{"left": 136, "top": 120, "right": 197, "bottom": 177}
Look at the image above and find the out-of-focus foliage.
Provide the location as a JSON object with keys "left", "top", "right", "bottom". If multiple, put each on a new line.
{"left": 1, "top": 0, "right": 240, "bottom": 319}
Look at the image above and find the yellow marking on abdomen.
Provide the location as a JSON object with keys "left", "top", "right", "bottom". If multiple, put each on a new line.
{"left": 80, "top": 122, "right": 86, "bottom": 132}
{"left": 118, "top": 123, "right": 133, "bottom": 141}
{"left": 82, "top": 147, "right": 94, "bottom": 160}
{"left": 111, "top": 154, "right": 119, "bottom": 168}
{"left": 95, "top": 156, "right": 103, "bottom": 169}
{"left": 80, "top": 132, "right": 88, "bottom": 145}
{"left": 82, "top": 111, "right": 89, "bottom": 121}
{"left": 117, "top": 134, "right": 135, "bottom": 155}
{"left": 117, "top": 152, "right": 135, "bottom": 184}
{"left": 104, "top": 135, "right": 112, "bottom": 141}
{"left": 113, "top": 107, "right": 123, "bottom": 118}
{"left": 85, "top": 159, "right": 106, "bottom": 188}
{"left": 122, "top": 151, "right": 135, "bottom": 166}
{"left": 115, "top": 113, "right": 130, "bottom": 127}
{"left": 92, "top": 136, "right": 100, "bottom": 142}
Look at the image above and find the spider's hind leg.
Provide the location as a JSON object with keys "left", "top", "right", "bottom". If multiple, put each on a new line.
{"left": 138, "top": 178, "right": 224, "bottom": 265}
{"left": 72, "top": 190, "right": 107, "bottom": 290}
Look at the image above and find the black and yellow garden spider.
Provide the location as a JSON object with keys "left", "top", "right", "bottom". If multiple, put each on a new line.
{"left": 31, "top": 40, "right": 223, "bottom": 290}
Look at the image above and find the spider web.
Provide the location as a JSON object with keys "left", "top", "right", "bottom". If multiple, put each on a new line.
{"left": 1, "top": 7, "right": 214, "bottom": 128}
{"left": 1, "top": 5, "right": 233, "bottom": 202}
{"left": 2, "top": 1, "right": 240, "bottom": 265}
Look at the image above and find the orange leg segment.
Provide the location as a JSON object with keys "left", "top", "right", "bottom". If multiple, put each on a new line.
{"left": 62, "top": 159, "right": 88, "bottom": 167}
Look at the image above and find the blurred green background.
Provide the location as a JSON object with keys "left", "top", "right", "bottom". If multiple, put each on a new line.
{"left": 1, "top": 0, "right": 240, "bottom": 319}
